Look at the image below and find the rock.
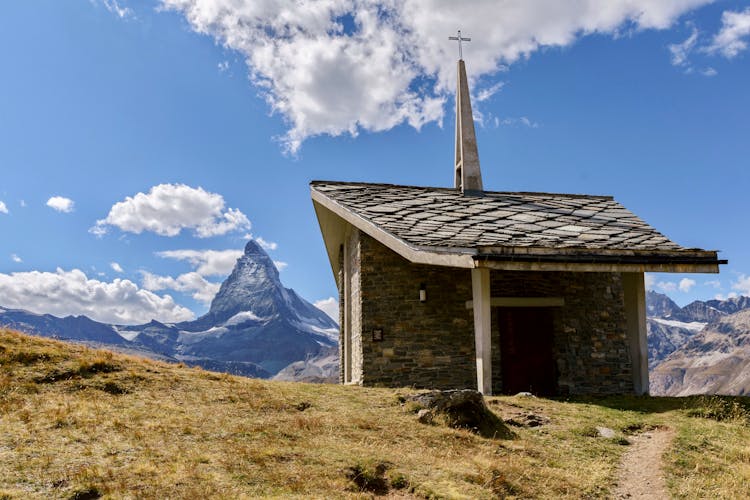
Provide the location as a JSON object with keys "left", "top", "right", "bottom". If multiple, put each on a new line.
{"left": 504, "top": 412, "right": 550, "bottom": 428}
{"left": 515, "top": 392, "right": 535, "bottom": 398}
{"left": 416, "top": 408, "right": 433, "bottom": 424}
{"left": 596, "top": 426, "right": 616, "bottom": 438}
{"left": 408, "top": 389, "right": 512, "bottom": 438}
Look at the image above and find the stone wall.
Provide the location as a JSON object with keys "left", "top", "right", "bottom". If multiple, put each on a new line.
{"left": 358, "top": 233, "right": 476, "bottom": 389}
{"left": 346, "top": 231, "right": 634, "bottom": 395}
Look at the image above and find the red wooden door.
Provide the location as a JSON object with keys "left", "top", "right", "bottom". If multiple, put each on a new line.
{"left": 498, "top": 307, "right": 557, "bottom": 396}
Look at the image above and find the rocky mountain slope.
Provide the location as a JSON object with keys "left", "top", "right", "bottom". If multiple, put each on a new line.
{"left": 0, "top": 240, "right": 338, "bottom": 378}
{"left": 647, "top": 291, "right": 750, "bottom": 396}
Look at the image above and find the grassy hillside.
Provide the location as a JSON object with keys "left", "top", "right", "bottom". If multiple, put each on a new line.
{"left": 1, "top": 329, "right": 749, "bottom": 499}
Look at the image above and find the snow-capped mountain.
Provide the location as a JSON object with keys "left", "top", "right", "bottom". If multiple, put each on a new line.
{"left": 0, "top": 240, "right": 338, "bottom": 378}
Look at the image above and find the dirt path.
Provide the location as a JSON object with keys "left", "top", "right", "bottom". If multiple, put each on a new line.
{"left": 612, "top": 427, "right": 675, "bottom": 499}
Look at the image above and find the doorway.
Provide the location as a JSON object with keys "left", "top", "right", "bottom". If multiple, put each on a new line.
{"left": 498, "top": 307, "right": 557, "bottom": 396}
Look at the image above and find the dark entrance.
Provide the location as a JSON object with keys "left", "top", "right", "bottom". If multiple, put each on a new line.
{"left": 498, "top": 307, "right": 557, "bottom": 396}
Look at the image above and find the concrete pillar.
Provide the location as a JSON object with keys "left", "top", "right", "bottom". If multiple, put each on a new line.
{"left": 472, "top": 268, "right": 492, "bottom": 395}
{"left": 623, "top": 272, "right": 649, "bottom": 395}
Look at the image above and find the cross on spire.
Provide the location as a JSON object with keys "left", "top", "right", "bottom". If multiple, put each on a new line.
{"left": 448, "top": 29, "right": 471, "bottom": 60}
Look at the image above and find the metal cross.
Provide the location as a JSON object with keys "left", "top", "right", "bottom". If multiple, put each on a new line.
{"left": 448, "top": 30, "right": 471, "bottom": 60}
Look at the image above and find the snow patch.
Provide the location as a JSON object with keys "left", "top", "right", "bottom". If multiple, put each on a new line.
{"left": 113, "top": 326, "right": 140, "bottom": 341}
{"left": 178, "top": 326, "right": 230, "bottom": 344}
{"left": 291, "top": 319, "right": 338, "bottom": 343}
{"left": 224, "top": 311, "right": 263, "bottom": 326}
{"left": 651, "top": 318, "right": 707, "bottom": 332}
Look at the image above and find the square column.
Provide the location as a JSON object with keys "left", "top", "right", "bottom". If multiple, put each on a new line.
{"left": 472, "top": 268, "right": 492, "bottom": 395}
{"left": 623, "top": 272, "right": 649, "bottom": 395}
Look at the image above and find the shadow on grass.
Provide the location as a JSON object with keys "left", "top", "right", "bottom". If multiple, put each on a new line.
{"left": 554, "top": 394, "right": 750, "bottom": 423}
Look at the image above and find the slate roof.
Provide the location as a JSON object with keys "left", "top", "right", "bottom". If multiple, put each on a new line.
{"left": 311, "top": 181, "right": 703, "bottom": 254}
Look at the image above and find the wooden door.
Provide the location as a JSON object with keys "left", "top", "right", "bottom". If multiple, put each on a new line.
{"left": 498, "top": 307, "right": 557, "bottom": 396}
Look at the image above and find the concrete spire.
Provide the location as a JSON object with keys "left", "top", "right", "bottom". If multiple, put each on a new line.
{"left": 454, "top": 59, "right": 483, "bottom": 193}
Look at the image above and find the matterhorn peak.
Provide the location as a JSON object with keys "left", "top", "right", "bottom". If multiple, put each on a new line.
{"left": 201, "top": 240, "right": 285, "bottom": 324}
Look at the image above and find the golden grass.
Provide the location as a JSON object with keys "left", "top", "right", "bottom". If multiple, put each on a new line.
{"left": 1, "top": 328, "right": 748, "bottom": 499}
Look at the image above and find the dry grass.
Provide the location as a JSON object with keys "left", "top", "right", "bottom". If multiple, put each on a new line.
{"left": 1, "top": 329, "right": 748, "bottom": 499}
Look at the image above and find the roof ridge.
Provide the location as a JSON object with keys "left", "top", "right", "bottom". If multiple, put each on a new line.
{"left": 309, "top": 180, "right": 614, "bottom": 201}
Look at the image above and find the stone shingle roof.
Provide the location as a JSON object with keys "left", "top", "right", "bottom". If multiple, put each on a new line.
{"left": 311, "top": 181, "right": 690, "bottom": 253}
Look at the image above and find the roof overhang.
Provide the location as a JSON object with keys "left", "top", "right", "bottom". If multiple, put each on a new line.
{"left": 311, "top": 187, "right": 726, "bottom": 276}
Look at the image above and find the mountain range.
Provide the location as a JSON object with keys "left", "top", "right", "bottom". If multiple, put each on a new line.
{"left": 3, "top": 250, "right": 749, "bottom": 395}
{"left": 647, "top": 290, "right": 750, "bottom": 396}
{"left": 0, "top": 240, "right": 338, "bottom": 379}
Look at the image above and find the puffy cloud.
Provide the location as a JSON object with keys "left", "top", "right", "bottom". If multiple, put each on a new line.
{"left": 0, "top": 201, "right": 7, "bottom": 214}
{"left": 731, "top": 274, "right": 750, "bottom": 296}
{"left": 161, "top": 0, "right": 712, "bottom": 152}
{"left": 314, "top": 296, "right": 339, "bottom": 323}
{"left": 678, "top": 278, "right": 696, "bottom": 292}
{"left": 705, "top": 7, "right": 750, "bottom": 58}
{"left": 255, "top": 237, "right": 278, "bottom": 251}
{"left": 46, "top": 196, "right": 75, "bottom": 213}
{"left": 156, "top": 249, "right": 242, "bottom": 276}
{"left": 91, "top": 183, "right": 250, "bottom": 238}
{"left": 274, "top": 261, "right": 288, "bottom": 271}
{"left": 0, "top": 268, "right": 193, "bottom": 324}
{"left": 10, "top": 254, "right": 22, "bottom": 263}
{"left": 110, "top": 262, "right": 124, "bottom": 273}
{"left": 141, "top": 271, "right": 221, "bottom": 305}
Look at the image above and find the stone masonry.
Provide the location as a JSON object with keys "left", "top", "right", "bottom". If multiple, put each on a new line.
{"left": 342, "top": 231, "right": 634, "bottom": 395}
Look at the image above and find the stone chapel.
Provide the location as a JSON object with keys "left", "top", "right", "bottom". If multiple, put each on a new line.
{"left": 310, "top": 50, "right": 725, "bottom": 396}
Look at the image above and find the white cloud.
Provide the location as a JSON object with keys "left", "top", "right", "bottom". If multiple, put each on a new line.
{"left": 218, "top": 60, "right": 230, "bottom": 72}
{"left": 156, "top": 249, "right": 242, "bottom": 276}
{"left": 255, "top": 237, "right": 278, "bottom": 251}
{"left": 91, "top": 183, "right": 250, "bottom": 238}
{"left": 0, "top": 201, "right": 7, "bottom": 214}
{"left": 110, "top": 262, "right": 124, "bottom": 273}
{"left": 678, "top": 277, "right": 696, "bottom": 292}
{"left": 475, "top": 82, "right": 506, "bottom": 102}
{"left": 314, "top": 296, "right": 339, "bottom": 323}
{"left": 704, "top": 279, "right": 722, "bottom": 289}
{"left": 10, "top": 254, "right": 22, "bottom": 263}
{"left": 656, "top": 281, "right": 677, "bottom": 292}
{"left": 160, "top": 0, "right": 712, "bottom": 153}
{"left": 46, "top": 196, "right": 75, "bottom": 213}
{"left": 731, "top": 274, "right": 750, "bottom": 296}
{"left": 19, "top": 200, "right": 26, "bottom": 208}
{"left": 274, "top": 261, "right": 288, "bottom": 271}
{"left": 705, "top": 7, "right": 750, "bottom": 58}
{"left": 645, "top": 274, "right": 656, "bottom": 290}
{"left": 493, "top": 116, "right": 539, "bottom": 128}
{"left": 94, "top": 0, "right": 134, "bottom": 19}
{"left": 669, "top": 26, "right": 699, "bottom": 66}
{"left": 141, "top": 271, "right": 221, "bottom": 305}
{"left": 701, "top": 66, "right": 717, "bottom": 76}
{"left": 0, "top": 268, "right": 193, "bottom": 324}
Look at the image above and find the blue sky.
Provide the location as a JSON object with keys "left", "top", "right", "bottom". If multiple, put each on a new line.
{"left": 1, "top": 0, "right": 749, "bottom": 324}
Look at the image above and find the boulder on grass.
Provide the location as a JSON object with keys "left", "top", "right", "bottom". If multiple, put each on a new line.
{"left": 408, "top": 389, "right": 512, "bottom": 439}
